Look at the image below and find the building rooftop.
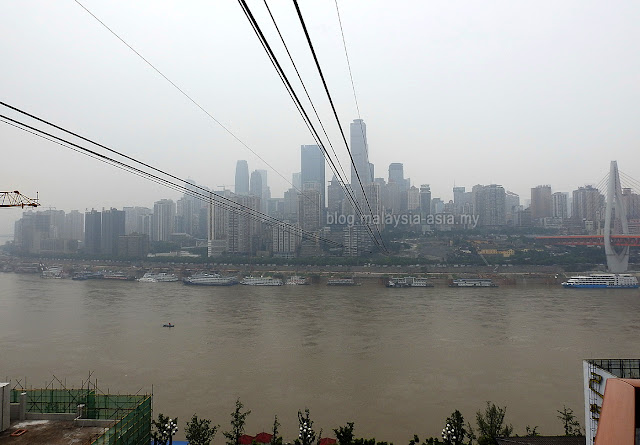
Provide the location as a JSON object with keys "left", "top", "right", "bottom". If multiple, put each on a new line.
{"left": 0, "top": 419, "right": 108, "bottom": 445}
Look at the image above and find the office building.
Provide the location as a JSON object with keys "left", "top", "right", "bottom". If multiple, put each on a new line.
{"left": 235, "top": 160, "right": 250, "bottom": 195}
{"left": 350, "top": 119, "right": 372, "bottom": 188}
{"left": 301, "top": 144, "right": 326, "bottom": 207}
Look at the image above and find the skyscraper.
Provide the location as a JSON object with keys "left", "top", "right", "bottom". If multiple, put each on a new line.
{"left": 101, "top": 208, "right": 125, "bottom": 256}
{"left": 84, "top": 209, "right": 101, "bottom": 255}
{"left": 152, "top": 199, "right": 176, "bottom": 242}
{"left": 327, "top": 175, "right": 345, "bottom": 214}
{"left": 301, "top": 144, "right": 326, "bottom": 207}
{"left": 298, "top": 183, "right": 323, "bottom": 233}
{"left": 350, "top": 119, "right": 372, "bottom": 188}
{"left": 530, "top": 185, "right": 552, "bottom": 220}
{"left": 552, "top": 192, "right": 569, "bottom": 220}
{"left": 388, "top": 163, "right": 404, "bottom": 185}
{"left": 473, "top": 184, "right": 506, "bottom": 226}
{"left": 420, "top": 185, "right": 432, "bottom": 214}
{"left": 235, "top": 160, "right": 249, "bottom": 196}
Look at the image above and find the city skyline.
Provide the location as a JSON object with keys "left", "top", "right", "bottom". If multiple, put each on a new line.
{"left": 2, "top": 1, "right": 639, "bottom": 234}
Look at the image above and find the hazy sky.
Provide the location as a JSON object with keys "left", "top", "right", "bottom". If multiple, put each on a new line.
{"left": 2, "top": 0, "right": 639, "bottom": 234}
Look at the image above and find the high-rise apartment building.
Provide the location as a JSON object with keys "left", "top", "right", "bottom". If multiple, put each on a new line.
{"left": 473, "top": 184, "right": 506, "bottom": 226}
{"left": 152, "top": 199, "right": 176, "bottom": 242}
{"left": 407, "top": 186, "right": 420, "bottom": 211}
{"left": 227, "top": 195, "right": 261, "bottom": 255}
{"left": 552, "top": 192, "right": 569, "bottom": 220}
{"left": 64, "top": 210, "right": 84, "bottom": 241}
{"left": 84, "top": 209, "right": 102, "bottom": 255}
{"left": 235, "top": 160, "right": 250, "bottom": 195}
{"left": 101, "top": 208, "right": 125, "bottom": 256}
{"left": 572, "top": 185, "right": 604, "bottom": 226}
{"left": 531, "top": 185, "right": 552, "bottom": 220}
{"left": 453, "top": 186, "right": 473, "bottom": 215}
{"left": 298, "top": 183, "right": 323, "bottom": 232}
{"left": 301, "top": 145, "right": 325, "bottom": 207}
{"left": 123, "top": 207, "right": 152, "bottom": 235}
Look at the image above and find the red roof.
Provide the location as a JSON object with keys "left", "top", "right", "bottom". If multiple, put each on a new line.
{"left": 319, "top": 438, "right": 337, "bottom": 445}
{"left": 239, "top": 435, "right": 255, "bottom": 445}
{"left": 254, "top": 432, "right": 273, "bottom": 444}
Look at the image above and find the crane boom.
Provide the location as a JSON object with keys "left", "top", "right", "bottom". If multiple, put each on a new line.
{"left": 0, "top": 191, "right": 40, "bottom": 208}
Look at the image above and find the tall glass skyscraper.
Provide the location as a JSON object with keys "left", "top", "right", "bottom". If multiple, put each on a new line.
{"left": 235, "top": 160, "right": 249, "bottom": 196}
{"left": 300, "top": 144, "right": 325, "bottom": 207}
{"left": 350, "top": 119, "right": 372, "bottom": 188}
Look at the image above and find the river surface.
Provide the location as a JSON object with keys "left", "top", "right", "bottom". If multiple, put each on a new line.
{"left": 1, "top": 273, "right": 639, "bottom": 442}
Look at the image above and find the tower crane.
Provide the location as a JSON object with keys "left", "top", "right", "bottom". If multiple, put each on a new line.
{"left": 0, "top": 191, "right": 40, "bottom": 208}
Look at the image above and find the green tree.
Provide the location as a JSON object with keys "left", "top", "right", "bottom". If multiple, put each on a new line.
{"left": 152, "top": 413, "right": 178, "bottom": 445}
{"left": 297, "top": 409, "right": 317, "bottom": 445}
{"left": 525, "top": 425, "right": 539, "bottom": 437}
{"left": 557, "top": 406, "right": 582, "bottom": 436}
{"left": 223, "top": 399, "right": 251, "bottom": 445}
{"left": 475, "top": 402, "right": 513, "bottom": 445}
{"left": 271, "top": 415, "right": 283, "bottom": 445}
{"left": 185, "top": 414, "right": 218, "bottom": 445}
{"left": 442, "top": 410, "right": 468, "bottom": 445}
{"left": 334, "top": 422, "right": 355, "bottom": 445}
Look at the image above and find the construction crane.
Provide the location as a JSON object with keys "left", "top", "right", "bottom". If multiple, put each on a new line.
{"left": 0, "top": 191, "right": 40, "bottom": 208}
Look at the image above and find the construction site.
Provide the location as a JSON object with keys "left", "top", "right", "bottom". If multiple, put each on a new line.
{"left": 0, "top": 376, "right": 151, "bottom": 445}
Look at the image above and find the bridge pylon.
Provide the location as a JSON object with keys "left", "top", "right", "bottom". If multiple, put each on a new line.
{"left": 604, "top": 160, "right": 629, "bottom": 272}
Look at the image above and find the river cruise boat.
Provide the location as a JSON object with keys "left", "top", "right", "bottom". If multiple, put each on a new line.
{"left": 72, "top": 271, "right": 104, "bottom": 280}
{"left": 102, "top": 271, "right": 133, "bottom": 281}
{"left": 240, "top": 276, "right": 283, "bottom": 286}
{"left": 327, "top": 278, "right": 359, "bottom": 286}
{"left": 41, "top": 266, "right": 65, "bottom": 279}
{"left": 449, "top": 278, "right": 498, "bottom": 287}
{"left": 562, "top": 274, "right": 639, "bottom": 289}
{"left": 183, "top": 273, "right": 238, "bottom": 286}
{"left": 286, "top": 276, "right": 309, "bottom": 285}
{"left": 387, "top": 277, "right": 434, "bottom": 288}
{"left": 138, "top": 272, "right": 179, "bottom": 283}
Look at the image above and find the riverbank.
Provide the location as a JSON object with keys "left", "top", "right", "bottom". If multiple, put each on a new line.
{"left": 3, "top": 254, "right": 636, "bottom": 286}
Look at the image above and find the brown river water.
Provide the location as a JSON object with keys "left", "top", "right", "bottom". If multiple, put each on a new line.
{"left": 1, "top": 273, "right": 639, "bottom": 442}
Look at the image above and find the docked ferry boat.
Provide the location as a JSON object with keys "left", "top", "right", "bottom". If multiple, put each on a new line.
{"left": 138, "top": 272, "right": 179, "bottom": 283}
{"left": 387, "top": 277, "right": 433, "bottom": 288}
{"left": 327, "top": 278, "right": 359, "bottom": 286}
{"left": 183, "top": 273, "right": 238, "bottom": 286}
{"left": 562, "top": 274, "right": 639, "bottom": 289}
{"left": 240, "top": 276, "right": 283, "bottom": 286}
{"left": 286, "top": 276, "right": 309, "bottom": 285}
{"left": 449, "top": 278, "right": 498, "bottom": 287}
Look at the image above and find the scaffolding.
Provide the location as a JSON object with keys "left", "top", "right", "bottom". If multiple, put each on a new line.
{"left": 9, "top": 375, "right": 151, "bottom": 445}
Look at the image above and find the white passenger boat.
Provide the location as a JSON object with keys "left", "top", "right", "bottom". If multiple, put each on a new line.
{"left": 562, "top": 273, "right": 638, "bottom": 289}
{"left": 138, "top": 272, "right": 179, "bottom": 283}
{"left": 240, "top": 276, "right": 283, "bottom": 286}
{"left": 183, "top": 273, "right": 238, "bottom": 286}
{"left": 286, "top": 276, "right": 309, "bottom": 285}
{"left": 327, "top": 278, "right": 359, "bottom": 286}
{"left": 387, "top": 276, "right": 433, "bottom": 288}
{"left": 449, "top": 278, "right": 498, "bottom": 287}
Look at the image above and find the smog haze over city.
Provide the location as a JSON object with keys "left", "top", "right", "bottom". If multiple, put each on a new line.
{"left": 2, "top": 0, "right": 640, "bottom": 233}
